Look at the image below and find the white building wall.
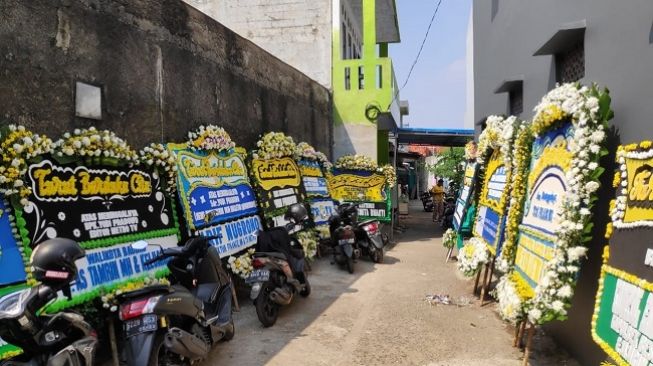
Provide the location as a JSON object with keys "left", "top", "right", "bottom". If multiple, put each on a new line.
{"left": 183, "top": 0, "right": 333, "bottom": 88}
{"left": 463, "top": 5, "right": 475, "bottom": 130}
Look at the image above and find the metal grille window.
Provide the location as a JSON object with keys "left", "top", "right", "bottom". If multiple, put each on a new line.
{"left": 556, "top": 41, "right": 585, "bottom": 83}
{"left": 509, "top": 88, "right": 523, "bottom": 115}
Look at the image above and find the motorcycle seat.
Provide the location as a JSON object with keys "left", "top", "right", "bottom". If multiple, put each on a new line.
{"left": 252, "top": 252, "right": 287, "bottom": 261}
{"left": 357, "top": 219, "right": 377, "bottom": 228}
{"left": 117, "top": 284, "right": 171, "bottom": 300}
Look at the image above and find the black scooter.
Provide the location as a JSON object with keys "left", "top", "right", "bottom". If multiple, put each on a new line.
{"left": 247, "top": 203, "right": 311, "bottom": 327}
{"left": 441, "top": 197, "right": 456, "bottom": 230}
{"left": 0, "top": 238, "right": 97, "bottom": 366}
{"left": 420, "top": 191, "right": 434, "bottom": 212}
{"left": 329, "top": 202, "right": 385, "bottom": 274}
{"left": 117, "top": 236, "right": 234, "bottom": 365}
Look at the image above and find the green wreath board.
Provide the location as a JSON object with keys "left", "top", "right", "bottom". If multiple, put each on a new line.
{"left": 592, "top": 141, "right": 653, "bottom": 366}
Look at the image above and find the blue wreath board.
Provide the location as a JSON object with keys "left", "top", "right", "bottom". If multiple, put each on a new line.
{"left": 0, "top": 198, "right": 27, "bottom": 286}
{"left": 169, "top": 145, "right": 262, "bottom": 257}
{"left": 298, "top": 159, "right": 335, "bottom": 237}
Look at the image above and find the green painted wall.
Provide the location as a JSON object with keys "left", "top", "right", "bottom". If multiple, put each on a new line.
{"left": 332, "top": 0, "right": 399, "bottom": 163}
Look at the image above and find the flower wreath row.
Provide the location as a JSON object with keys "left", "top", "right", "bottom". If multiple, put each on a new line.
{"left": 333, "top": 154, "right": 397, "bottom": 188}
{"left": 494, "top": 83, "right": 613, "bottom": 325}
{"left": 458, "top": 115, "right": 523, "bottom": 276}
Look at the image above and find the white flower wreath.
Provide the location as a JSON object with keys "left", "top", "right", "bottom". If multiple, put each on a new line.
{"left": 494, "top": 83, "right": 613, "bottom": 324}
{"left": 140, "top": 143, "right": 178, "bottom": 193}
{"left": 457, "top": 237, "right": 490, "bottom": 277}
{"left": 187, "top": 125, "right": 236, "bottom": 152}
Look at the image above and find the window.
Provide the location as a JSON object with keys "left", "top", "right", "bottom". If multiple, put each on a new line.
{"left": 556, "top": 41, "right": 585, "bottom": 83}
{"left": 494, "top": 78, "right": 523, "bottom": 116}
{"left": 376, "top": 64, "right": 383, "bottom": 89}
{"left": 342, "top": 23, "right": 347, "bottom": 59}
{"left": 509, "top": 87, "right": 523, "bottom": 115}
{"left": 348, "top": 34, "right": 353, "bottom": 59}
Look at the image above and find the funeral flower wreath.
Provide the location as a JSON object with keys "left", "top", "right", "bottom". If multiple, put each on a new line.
{"left": 253, "top": 132, "right": 297, "bottom": 160}
{"left": 294, "top": 141, "right": 333, "bottom": 170}
{"left": 334, "top": 154, "right": 397, "bottom": 188}
{"left": 457, "top": 237, "right": 490, "bottom": 277}
{"left": 495, "top": 83, "right": 613, "bottom": 325}
{"left": 495, "top": 126, "right": 534, "bottom": 274}
{"left": 140, "top": 143, "right": 178, "bottom": 194}
{"left": 442, "top": 228, "right": 457, "bottom": 249}
{"left": 0, "top": 125, "right": 54, "bottom": 205}
{"left": 54, "top": 127, "right": 139, "bottom": 162}
{"left": 188, "top": 125, "right": 236, "bottom": 152}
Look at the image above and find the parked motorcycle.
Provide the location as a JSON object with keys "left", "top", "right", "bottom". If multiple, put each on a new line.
{"left": 420, "top": 191, "right": 434, "bottom": 212}
{"left": 116, "top": 236, "right": 234, "bottom": 365}
{"left": 247, "top": 203, "right": 311, "bottom": 327}
{"left": 329, "top": 202, "right": 385, "bottom": 273}
{"left": 0, "top": 238, "right": 97, "bottom": 366}
{"left": 441, "top": 197, "right": 456, "bottom": 230}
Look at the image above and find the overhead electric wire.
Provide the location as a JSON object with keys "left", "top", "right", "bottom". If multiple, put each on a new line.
{"left": 388, "top": 0, "right": 444, "bottom": 110}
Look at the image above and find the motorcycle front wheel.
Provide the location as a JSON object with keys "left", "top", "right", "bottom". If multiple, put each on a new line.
{"left": 299, "top": 273, "right": 311, "bottom": 298}
{"left": 346, "top": 256, "right": 355, "bottom": 274}
{"left": 371, "top": 246, "right": 384, "bottom": 264}
{"left": 255, "top": 281, "right": 279, "bottom": 327}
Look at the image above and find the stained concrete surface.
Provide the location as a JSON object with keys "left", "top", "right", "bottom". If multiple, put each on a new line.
{"left": 201, "top": 201, "right": 579, "bottom": 366}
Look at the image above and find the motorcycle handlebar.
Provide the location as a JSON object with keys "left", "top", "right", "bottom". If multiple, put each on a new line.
{"left": 143, "top": 247, "right": 181, "bottom": 266}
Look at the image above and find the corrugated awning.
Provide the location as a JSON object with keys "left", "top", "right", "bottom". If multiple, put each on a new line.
{"left": 397, "top": 128, "right": 474, "bottom": 147}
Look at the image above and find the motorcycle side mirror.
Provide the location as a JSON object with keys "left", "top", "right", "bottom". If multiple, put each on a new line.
{"left": 132, "top": 240, "right": 149, "bottom": 250}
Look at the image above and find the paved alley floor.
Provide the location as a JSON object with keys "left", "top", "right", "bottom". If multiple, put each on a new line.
{"left": 202, "top": 201, "right": 578, "bottom": 366}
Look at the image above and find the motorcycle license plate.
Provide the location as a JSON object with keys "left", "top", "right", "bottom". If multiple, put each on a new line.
{"left": 338, "top": 238, "right": 355, "bottom": 245}
{"left": 124, "top": 314, "right": 158, "bottom": 338}
{"left": 246, "top": 269, "right": 270, "bottom": 284}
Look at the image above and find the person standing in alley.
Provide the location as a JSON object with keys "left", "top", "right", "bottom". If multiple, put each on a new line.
{"left": 430, "top": 178, "right": 445, "bottom": 222}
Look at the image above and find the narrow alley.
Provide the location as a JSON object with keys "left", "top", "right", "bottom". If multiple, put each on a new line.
{"left": 203, "top": 201, "right": 577, "bottom": 366}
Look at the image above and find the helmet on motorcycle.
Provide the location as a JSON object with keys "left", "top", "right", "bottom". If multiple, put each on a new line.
{"left": 31, "top": 238, "right": 85, "bottom": 286}
{"left": 284, "top": 203, "right": 308, "bottom": 223}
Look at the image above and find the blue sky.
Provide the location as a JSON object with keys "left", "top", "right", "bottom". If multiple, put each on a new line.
{"left": 390, "top": 0, "right": 472, "bottom": 129}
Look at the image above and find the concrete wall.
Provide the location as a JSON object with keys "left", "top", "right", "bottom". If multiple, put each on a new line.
{"left": 333, "top": 123, "right": 377, "bottom": 159}
{"left": 0, "top": 0, "right": 332, "bottom": 154}
{"left": 472, "top": 1, "right": 653, "bottom": 364}
{"left": 183, "top": 0, "right": 333, "bottom": 89}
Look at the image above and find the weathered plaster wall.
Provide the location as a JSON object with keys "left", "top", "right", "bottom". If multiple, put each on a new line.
{"left": 183, "top": 0, "right": 333, "bottom": 88}
{"left": 0, "top": 0, "right": 332, "bottom": 154}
